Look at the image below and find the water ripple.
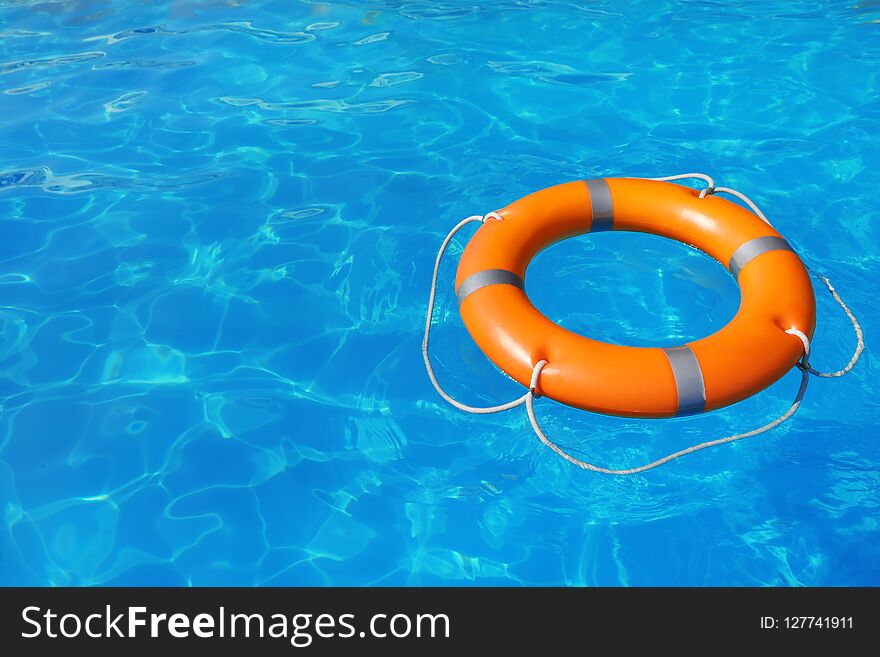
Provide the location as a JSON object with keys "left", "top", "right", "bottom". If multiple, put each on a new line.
{"left": 84, "top": 25, "right": 175, "bottom": 45}
{"left": 0, "top": 166, "right": 225, "bottom": 194}
{"left": 92, "top": 59, "right": 197, "bottom": 71}
{"left": 3, "top": 80, "right": 51, "bottom": 95}
{"left": 103, "top": 91, "right": 147, "bottom": 113}
{"left": 353, "top": 32, "right": 392, "bottom": 45}
{"left": 210, "top": 21, "right": 317, "bottom": 44}
{"left": 0, "top": 51, "right": 104, "bottom": 75}
{"left": 369, "top": 71, "right": 424, "bottom": 87}
{"left": 306, "top": 22, "right": 341, "bottom": 32}
{"left": 218, "top": 96, "right": 415, "bottom": 114}
{"left": 85, "top": 21, "right": 317, "bottom": 46}
{"left": 0, "top": 29, "right": 50, "bottom": 38}
{"left": 399, "top": 3, "right": 481, "bottom": 20}
{"left": 488, "top": 60, "right": 633, "bottom": 85}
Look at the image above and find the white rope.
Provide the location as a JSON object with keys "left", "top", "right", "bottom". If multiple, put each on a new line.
{"left": 712, "top": 186, "right": 772, "bottom": 225}
{"left": 525, "top": 344, "right": 810, "bottom": 475}
{"left": 798, "top": 273, "right": 864, "bottom": 377}
{"left": 648, "top": 172, "right": 716, "bottom": 198}
{"left": 422, "top": 214, "right": 531, "bottom": 414}
{"left": 424, "top": 175, "right": 865, "bottom": 473}
{"left": 785, "top": 327, "right": 812, "bottom": 360}
{"left": 649, "top": 173, "right": 771, "bottom": 223}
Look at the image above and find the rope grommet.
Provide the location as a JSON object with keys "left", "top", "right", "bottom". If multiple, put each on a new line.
{"left": 698, "top": 186, "right": 715, "bottom": 199}
{"left": 785, "top": 327, "right": 811, "bottom": 363}
{"left": 423, "top": 214, "right": 533, "bottom": 415}
{"left": 483, "top": 211, "right": 503, "bottom": 222}
{"left": 529, "top": 360, "right": 549, "bottom": 398}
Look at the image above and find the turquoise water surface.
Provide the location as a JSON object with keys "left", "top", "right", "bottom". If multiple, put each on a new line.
{"left": 0, "top": 0, "right": 877, "bottom": 586}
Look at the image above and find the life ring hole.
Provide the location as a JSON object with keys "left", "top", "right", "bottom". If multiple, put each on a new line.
{"left": 526, "top": 231, "right": 741, "bottom": 348}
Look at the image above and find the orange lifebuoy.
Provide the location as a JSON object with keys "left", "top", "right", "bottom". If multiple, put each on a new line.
{"left": 455, "top": 178, "right": 816, "bottom": 418}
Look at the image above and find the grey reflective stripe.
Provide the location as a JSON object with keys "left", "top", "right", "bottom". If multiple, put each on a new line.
{"left": 662, "top": 346, "right": 706, "bottom": 416}
{"left": 729, "top": 236, "right": 794, "bottom": 279}
{"left": 456, "top": 269, "right": 524, "bottom": 305}
{"left": 585, "top": 178, "right": 613, "bottom": 231}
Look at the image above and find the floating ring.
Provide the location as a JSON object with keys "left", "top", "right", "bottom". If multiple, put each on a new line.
{"left": 454, "top": 178, "right": 816, "bottom": 418}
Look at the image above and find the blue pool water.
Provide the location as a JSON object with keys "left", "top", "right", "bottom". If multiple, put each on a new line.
{"left": 0, "top": 1, "right": 878, "bottom": 587}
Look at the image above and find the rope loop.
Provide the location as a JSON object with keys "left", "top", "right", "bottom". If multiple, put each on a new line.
{"left": 529, "top": 360, "right": 548, "bottom": 398}
{"left": 648, "top": 173, "right": 715, "bottom": 198}
{"left": 422, "top": 214, "right": 531, "bottom": 414}
{"left": 800, "top": 273, "right": 864, "bottom": 378}
{"left": 785, "top": 327, "right": 812, "bottom": 371}
{"left": 523, "top": 351, "right": 809, "bottom": 475}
